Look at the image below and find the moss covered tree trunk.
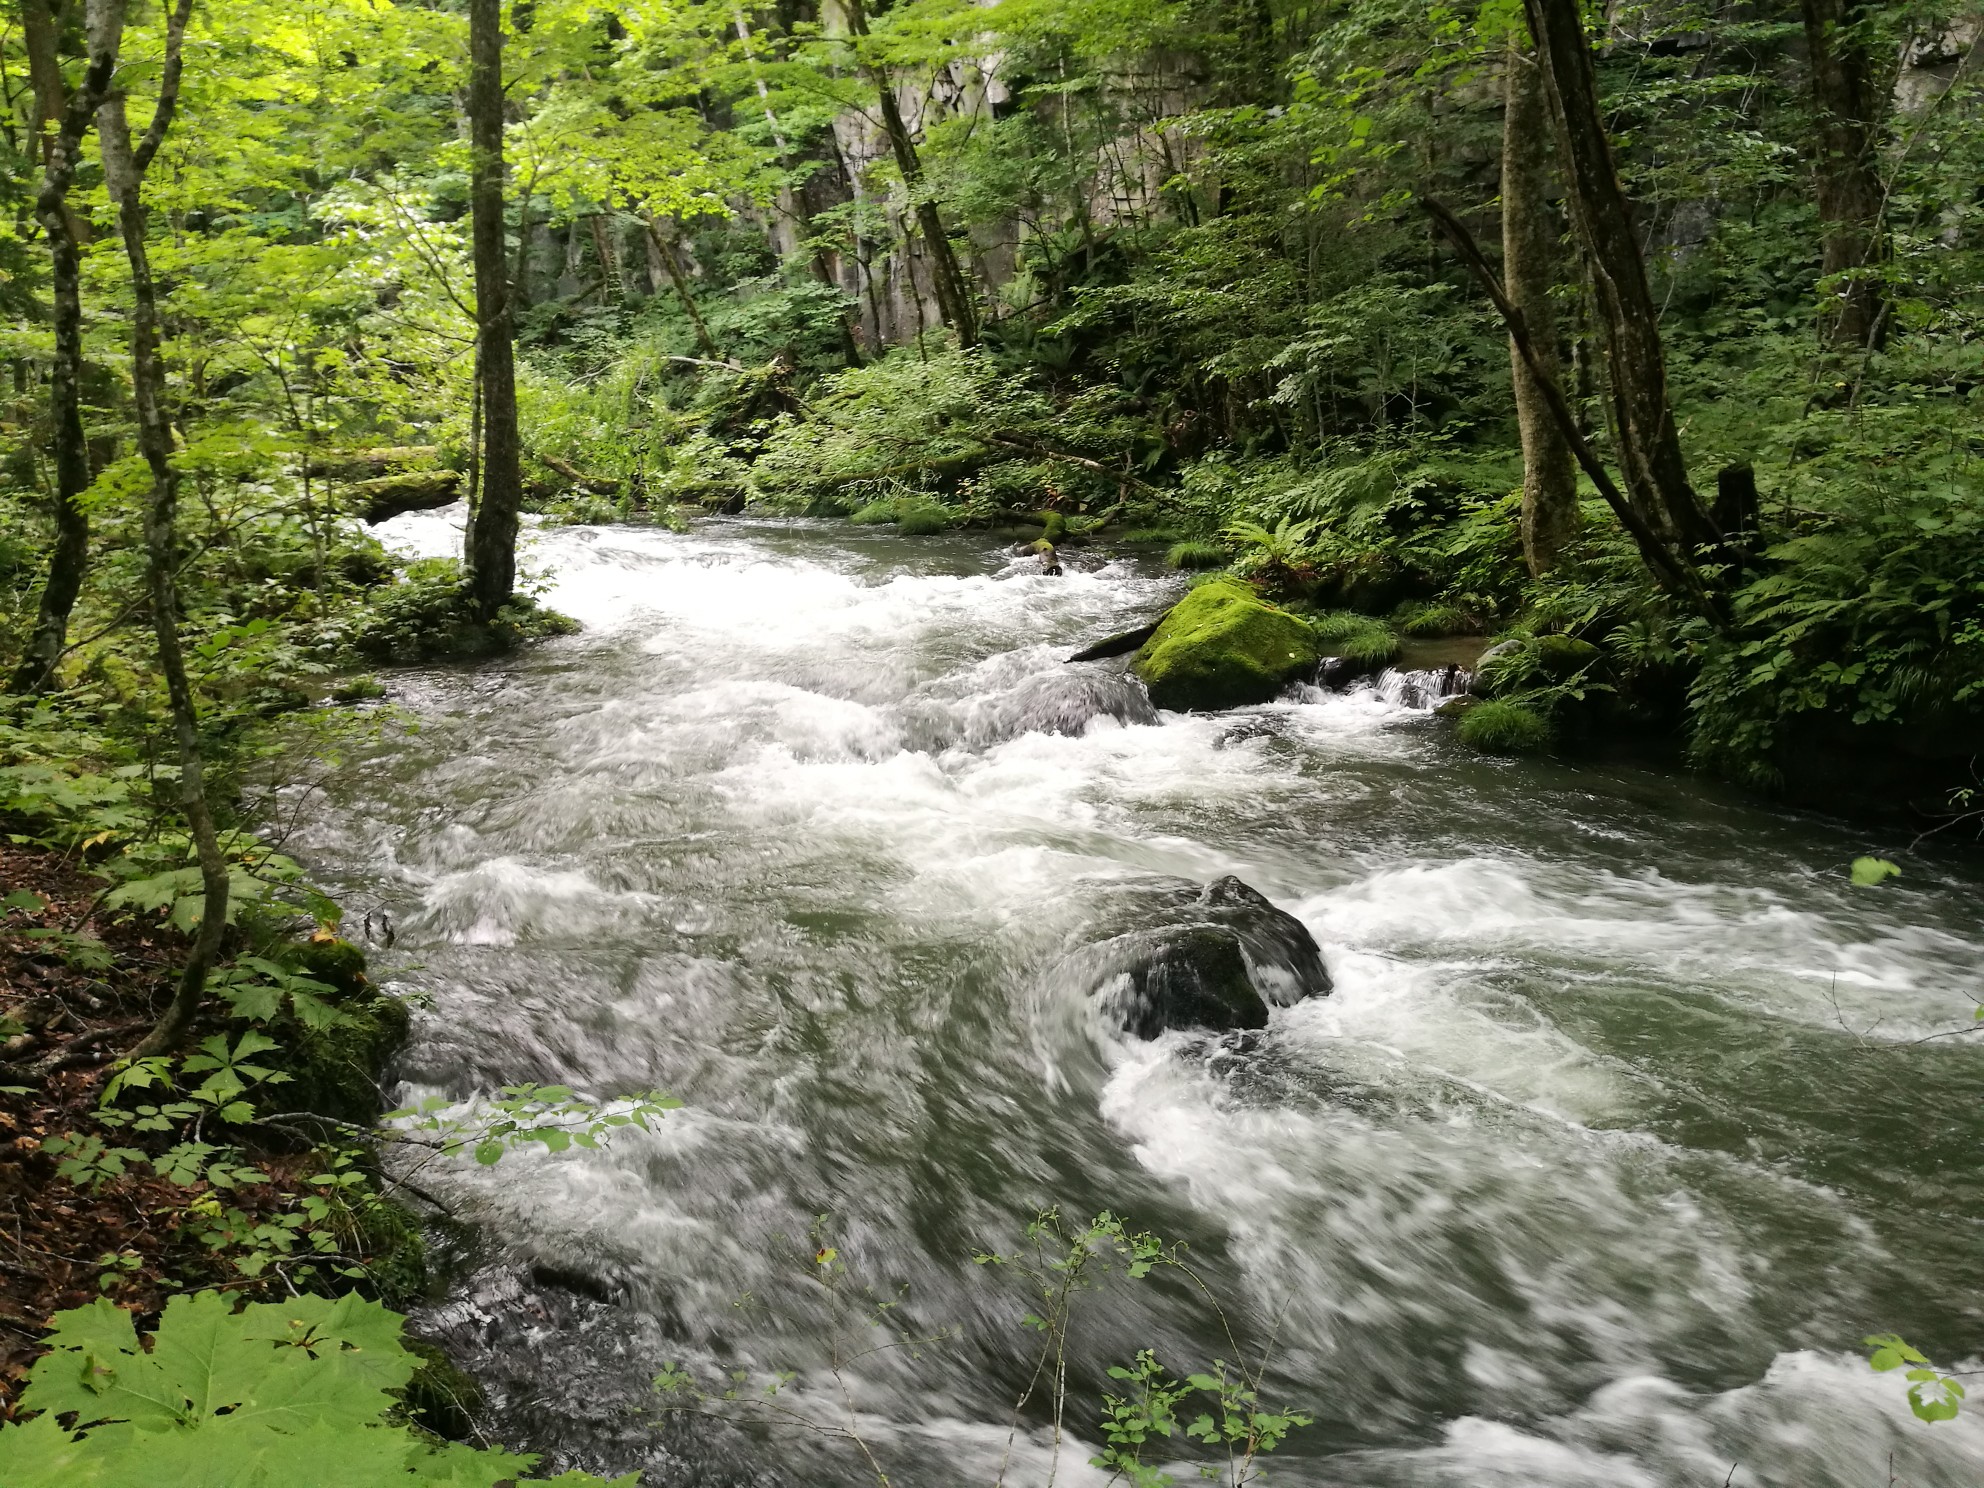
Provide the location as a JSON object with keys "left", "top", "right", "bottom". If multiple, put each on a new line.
{"left": 9, "top": 0, "right": 121, "bottom": 694}
{"left": 463, "top": 0, "right": 523, "bottom": 623}
{"left": 1502, "top": 39, "right": 1579, "bottom": 577}
{"left": 1801, "top": 0, "right": 1888, "bottom": 351}
{"left": 1522, "top": 0, "right": 1722, "bottom": 561}
{"left": 97, "top": 0, "right": 226, "bottom": 1055}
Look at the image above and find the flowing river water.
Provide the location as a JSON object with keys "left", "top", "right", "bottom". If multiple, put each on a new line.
{"left": 291, "top": 514, "right": 1984, "bottom": 1487}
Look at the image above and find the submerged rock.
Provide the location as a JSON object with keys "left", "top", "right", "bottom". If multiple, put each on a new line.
{"left": 1068, "top": 873, "right": 1332, "bottom": 1039}
{"left": 1131, "top": 579, "right": 1321, "bottom": 711}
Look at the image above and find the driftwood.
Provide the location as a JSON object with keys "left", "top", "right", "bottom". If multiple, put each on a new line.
{"left": 304, "top": 445, "right": 442, "bottom": 481}
{"left": 349, "top": 469, "right": 461, "bottom": 524}
{"left": 536, "top": 452, "right": 618, "bottom": 495}
{"left": 1067, "top": 619, "right": 1162, "bottom": 662}
{"left": 984, "top": 431, "right": 1159, "bottom": 496}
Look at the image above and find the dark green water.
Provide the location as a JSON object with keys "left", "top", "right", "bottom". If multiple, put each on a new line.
{"left": 294, "top": 515, "right": 1984, "bottom": 1487}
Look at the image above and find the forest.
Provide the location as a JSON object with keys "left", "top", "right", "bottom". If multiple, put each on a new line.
{"left": 1, "top": 0, "right": 1983, "bottom": 1483}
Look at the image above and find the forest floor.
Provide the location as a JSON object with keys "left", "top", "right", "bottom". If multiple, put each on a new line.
{"left": 0, "top": 845, "right": 308, "bottom": 1412}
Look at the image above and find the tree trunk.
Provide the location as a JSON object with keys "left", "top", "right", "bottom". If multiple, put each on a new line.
{"left": 97, "top": 0, "right": 223, "bottom": 1056}
{"left": 643, "top": 214, "right": 723, "bottom": 360}
{"left": 1503, "top": 41, "right": 1579, "bottom": 577}
{"left": 462, "top": 0, "right": 523, "bottom": 623}
{"left": 9, "top": 1, "right": 122, "bottom": 693}
{"left": 843, "top": 0, "right": 977, "bottom": 346}
{"left": 1801, "top": 0, "right": 1887, "bottom": 350}
{"left": 1522, "top": 0, "right": 1722, "bottom": 561}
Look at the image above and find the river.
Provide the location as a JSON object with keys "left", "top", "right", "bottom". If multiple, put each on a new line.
{"left": 290, "top": 513, "right": 1984, "bottom": 1487}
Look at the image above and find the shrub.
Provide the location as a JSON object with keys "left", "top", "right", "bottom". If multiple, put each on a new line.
{"left": 2, "top": 1290, "right": 632, "bottom": 1485}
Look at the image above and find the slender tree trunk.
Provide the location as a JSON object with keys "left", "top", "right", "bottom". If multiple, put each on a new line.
{"left": 462, "top": 0, "right": 522, "bottom": 623}
{"left": 1522, "top": 0, "right": 1722, "bottom": 560}
{"left": 96, "top": 1, "right": 221, "bottom": 1055}
{"left": 843, "top": 0, "right": 977, "bottom": 346}
{"left": 1801, "top": 0, "right": 1887, "bottom": 350}
{"left": 1421, "top": 195, "right": 1725, "bottom": 624}
{"left": 643, "top": 214, "right": 722, "bottom": 359}
{"left": 1502, "top": 41, "right": 1579, "bottom": 577}
{"left": 9, "top": 2, "right": 122, "bottom": 693}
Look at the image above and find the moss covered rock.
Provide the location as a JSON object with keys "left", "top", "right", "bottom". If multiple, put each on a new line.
{"left": 263, "top": 937, "right": 411, "bottom": 1125}
{"left": 1132, "top": 578, "right": 1321, "bottom": 711}
{"left": 279, "top": 993, "right": 411, "bottom": 1127}
{"left": 277, "top": 933, "right": 370, "bottom": 998}
{"left": 1536, "top": 634, "right": 1602, "bottom": 677}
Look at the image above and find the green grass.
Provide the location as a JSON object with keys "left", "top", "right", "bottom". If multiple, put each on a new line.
{"left": 1166, "top": 540, "right": 1229, "bottom": 571}
{"left": 1394, "top": 601, "right": 1474, "bottom": 638}
{"left": 1457, "top": 699, "right": 1553, "bottom": 754}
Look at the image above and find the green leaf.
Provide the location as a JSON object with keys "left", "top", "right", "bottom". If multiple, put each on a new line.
{"left": 1850, "top": 856, "right": 1900, "bottom": 886}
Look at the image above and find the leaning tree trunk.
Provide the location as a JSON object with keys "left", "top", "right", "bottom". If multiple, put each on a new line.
{"left": 9, "top": 1, "right": 123, "bottom": 693}
{"left": 842, "top": 0, "right": 977, "bottom": 347}
{"left": 1521, "top": 0, "right": 1722, "bottom": 562}
{"left": 462, "top": 0, "right": 523, "bottom": 623}
{"left": 97, "top": 0, "right": 224, "bottom": 1056}
{"left": 1502, "top": 39, "right": 1579, "bottom": 577}
{"left": 1801, "top": 0, "right": 1887, "bottom": 351}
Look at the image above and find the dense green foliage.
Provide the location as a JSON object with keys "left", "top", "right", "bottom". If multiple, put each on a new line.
{"left": 4, "top": 0, "right": 1984, "bottom": 1471}
{"left": 2, "top": 1291, "right": 632, "bottom": 1484}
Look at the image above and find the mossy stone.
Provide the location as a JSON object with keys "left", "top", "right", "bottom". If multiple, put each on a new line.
{"left": 1132, "top": 578, "right": 1322, "bottom": 711}
{"left": 1536, "top": 634, "right": 1601, "bottom": 677}
{"left": 399, "top": 1338, "right": 480, "bottom": 1441}
{"left": 278, "top": 993, "right": 411, "bottom": 1127}
{"left": 277, "top": 934, "right": 370, "bottom": 999}
{"left": 1165, "top": 540, "right": 1228, "bottom": 571}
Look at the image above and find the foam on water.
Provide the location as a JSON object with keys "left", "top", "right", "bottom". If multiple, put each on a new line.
{"left": 296, "top": 515, "right": 1984, "bottom": 1487}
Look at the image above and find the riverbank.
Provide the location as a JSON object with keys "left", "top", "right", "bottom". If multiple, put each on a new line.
{"left": 0, "top": 841, "right": 424, "bottom": 1409}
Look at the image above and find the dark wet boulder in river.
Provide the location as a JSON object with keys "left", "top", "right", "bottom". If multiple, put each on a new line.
{"left": 1199, "top": 875, "right": 1331, "bottom": 1005}
{"left": 1131, "top": 579, "right": 1321, "bottom": 711}
{"left": 1101, "top": 924, "right": 1267, "bottom": 1039}
{"left": 1077, "top": 873, "right": 1332, "bottom": 1038}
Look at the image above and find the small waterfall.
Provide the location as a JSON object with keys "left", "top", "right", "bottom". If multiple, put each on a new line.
{"left": 1351, "top": 664, "right": 1473, "bottom": 709}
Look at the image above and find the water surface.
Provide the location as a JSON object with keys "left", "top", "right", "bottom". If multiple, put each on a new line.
{"left": 293, "top": 514, "right": 1984, "bottom": 1487}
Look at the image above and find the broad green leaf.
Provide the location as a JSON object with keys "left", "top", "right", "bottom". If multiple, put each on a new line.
{"left": 1850, "top": 856, "right": 1900, "bottom": 886}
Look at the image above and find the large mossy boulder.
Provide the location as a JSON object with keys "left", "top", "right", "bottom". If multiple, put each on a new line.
{"left": 1131, "top": 579, "right": 1322, "bottom": 711}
